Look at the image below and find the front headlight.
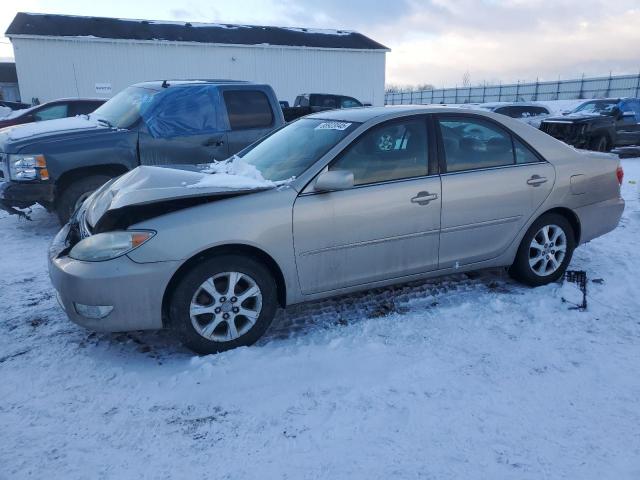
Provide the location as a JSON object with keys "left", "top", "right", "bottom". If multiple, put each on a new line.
{"left": 8, "top": 154, "right": 49, "bottom": 181}
{"left": 69, "top": 230, "right": 155, "bottom": 262}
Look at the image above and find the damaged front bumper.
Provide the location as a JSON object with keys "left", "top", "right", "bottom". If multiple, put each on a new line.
{"left": 48, "top": 220, "right": 180, "bottom": 332}
{"left": 0, "top": 180, "right": 55, "bottom": 217}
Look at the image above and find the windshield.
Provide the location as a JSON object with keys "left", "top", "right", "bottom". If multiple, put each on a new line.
{"left": 239, "top": 118, "right": 360, "bottom": 181}
{"left": 572, "top": 100, "right": 618, "bottom": 115}
{"left": 92, "top": 86, "right": 158, "bottom": 128}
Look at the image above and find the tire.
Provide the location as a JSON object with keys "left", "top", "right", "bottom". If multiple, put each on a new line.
{"left": 508, "top": 213, "right": 576, "bottom": 287}
{"left": 169, "top": 254, "right": 278, "bottom": 355}
{"left": 56, "top": 174, "right": 112, "bottom": 224}
{"left": 589, "top": 135, "right": 609, "bottom": 152}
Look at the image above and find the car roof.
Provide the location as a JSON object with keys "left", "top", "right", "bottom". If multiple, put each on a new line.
{"left": 305, "top": 105, "right": 504, "bottom": 122}
{"left": 133, "top": 79, "right": 253, "bottom": 90}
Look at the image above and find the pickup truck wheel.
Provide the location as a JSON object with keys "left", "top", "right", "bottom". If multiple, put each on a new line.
{"left": 508, "top": 213, "right": 576, "bottom": 287}
{"left": 589, "top": 135, "right": 609, "bottom": 152}
{"left": 169, "top": 254, "right": 278, "bottom": 355}
{"left": 56, "top": 175, "right": 112, "bottom": 224}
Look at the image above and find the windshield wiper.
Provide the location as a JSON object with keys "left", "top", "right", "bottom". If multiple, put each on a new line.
{"left": 96, "top": 118, "right": 114, "bottom": 128}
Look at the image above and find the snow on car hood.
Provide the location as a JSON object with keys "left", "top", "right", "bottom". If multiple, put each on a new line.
{"left": 1, "top": 115, "right": 107, "bottom": 141}
{"left": 84, "top": 157, "right": 292, "bottom": 228}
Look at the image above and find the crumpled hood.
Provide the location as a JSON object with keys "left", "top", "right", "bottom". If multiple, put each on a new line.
{"left": 85, "top": 165, "right": 272, "bottom": 228}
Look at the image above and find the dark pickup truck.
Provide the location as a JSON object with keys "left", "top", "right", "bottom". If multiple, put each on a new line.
{"left": 539, "top": 98, "right": 640, "bottom": 152}
{"left": 282, "top": 93, "right": 365, "bottom": 122}
{"left": 0, "top": 80, "right": 284, "bottom": 223}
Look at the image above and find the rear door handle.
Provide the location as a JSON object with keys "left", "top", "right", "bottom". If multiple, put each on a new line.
{"left": 411, "top": 191, "right": 438, "bottom": 205}
{"left": 527, "top": 175, "right": 547, "bottom": 187}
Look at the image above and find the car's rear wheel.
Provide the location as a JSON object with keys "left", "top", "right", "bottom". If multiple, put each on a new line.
{"left": 169, "top": 254, "right": 278, "bottom": 354}
{"left": 56, "top": 175, "right": 112, "bottom": 224}
{"left": 508, "top": 213, "right": 575, "bottom": 287}
{"left": 589, "top": 135, "right": 609, "bottom": 152}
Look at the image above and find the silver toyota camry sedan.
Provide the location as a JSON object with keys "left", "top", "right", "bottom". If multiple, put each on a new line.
{"left": 49, "top": 106, "right": 625, "bottom": 354}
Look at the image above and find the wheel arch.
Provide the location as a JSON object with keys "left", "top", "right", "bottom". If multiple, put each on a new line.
{"left": 537, "top": 206, "right": 581, "bottom": 244}
{"left": 161, "top": 244, "right": 287, "bottom": 327}
{"left": 55, "top": 164, "right": 129, "bottom": 201}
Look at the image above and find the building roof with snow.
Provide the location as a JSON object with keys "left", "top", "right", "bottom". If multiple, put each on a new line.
{"left": 6, "top": 12, "right": 389, "bottom": 51}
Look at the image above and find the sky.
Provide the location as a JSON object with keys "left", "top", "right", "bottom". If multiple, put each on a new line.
{"left": 1, "top": 0, "right": 639, "bottom": 88}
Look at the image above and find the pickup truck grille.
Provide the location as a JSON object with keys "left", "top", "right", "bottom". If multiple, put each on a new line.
{"left": 540, "top": 122, "right": 580, "bottom": 143}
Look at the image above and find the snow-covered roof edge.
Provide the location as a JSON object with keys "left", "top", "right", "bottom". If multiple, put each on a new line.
{"left": 6, "top": 12, "right": 389, "bottom": 51}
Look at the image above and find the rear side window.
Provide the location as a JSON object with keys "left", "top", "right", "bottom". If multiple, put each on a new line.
{"left": 439, "top": 116, "right": 542, "bottom": 172}
{"left": 514, "top": 138, "right": 541, "bottom": 164}
{"left": 330, "top": 118, "right": 428, "bottom": 185}
{"left": 224, "top": 90, "right": 274, "bottom": 129}
{"left": 33, "top": 104, "right": 68, "bottom": 121}
{"left": 439, "top": 117, "right": 514, "bottom": 172}
{"left": 341, "top": 97, "right": 362, "bottom": 108}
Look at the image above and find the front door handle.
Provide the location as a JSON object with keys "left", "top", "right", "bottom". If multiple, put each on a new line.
{"left": 204, "top": 137, "right": 225, "bottom": 147}
{"left": 527, "top": 175, "right": 548, "bottom": 187}
{"left": 411, "top": 191, "right": 438, "bottom": 205}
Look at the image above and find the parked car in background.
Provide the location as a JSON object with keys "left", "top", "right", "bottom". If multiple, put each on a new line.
{"left": 0, "top": 80, "right": 284, "bottom": 223}
{"left": 279, "top": 100, "right": 290, "bottom": 109}
{"left": 282, "top": 93, "right": 364, "bottom": 121}
{"left": 478, "top": 102, "right": 551, "bottom": 127}
{"left": 49, "top": 106, "right": 624, "bottom": 354}
{"left": 540, "top": 98, "right": 640, "bottom": 151}
{"left": 0, "top": 98, "right": 106, "bottom": 129}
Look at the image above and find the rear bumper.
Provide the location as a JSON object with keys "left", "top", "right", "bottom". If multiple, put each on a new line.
{"left": 49, "top": 233, "right": 180, "bottom": 332}
{"left": 575, "top": 196, "right": 625, "bottom": 244}
{"left": 0, "top": 181, "right": 55, "bottom": 213}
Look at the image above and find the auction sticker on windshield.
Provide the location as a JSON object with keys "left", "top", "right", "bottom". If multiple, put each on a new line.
{"left": 315, "top": 121, "right": 352, "bottom": 131}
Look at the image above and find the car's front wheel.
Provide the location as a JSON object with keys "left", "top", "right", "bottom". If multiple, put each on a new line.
{"left": 56, "top": 175, "right": 112, "bottom": 224}
{"left": 508, "top": 213, "right": 576, "bottom": 287}
{"left": 169, "top": 254, "right": 278, "bottom": 354}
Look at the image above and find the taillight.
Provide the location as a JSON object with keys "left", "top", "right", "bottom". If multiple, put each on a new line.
{"left": 616, "top": 166, "right": 624, "bottom": 185}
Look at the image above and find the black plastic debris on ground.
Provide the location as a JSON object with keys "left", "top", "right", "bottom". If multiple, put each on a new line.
{"left": 563, "top": 270, "right": 587, "bottom": 311}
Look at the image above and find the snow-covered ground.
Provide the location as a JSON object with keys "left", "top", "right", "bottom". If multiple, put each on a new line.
{"left": 1, "top": 159, "right": 639, "bottom": 479}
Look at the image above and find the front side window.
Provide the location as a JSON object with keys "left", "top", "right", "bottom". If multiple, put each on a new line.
{"left": 33, "top": 104, "right": 68, "bottom": 121}
{"left": 439, "top": 117, "right": 515, "bottom": 172}
{"left": 224, "top": 90, "right": 274, "bottom": 129}
{"left": 330, "top": 118, "right": 428, "bottom": 185}
{"left": 143, "top": 86, "right": 216, "bottom": 138}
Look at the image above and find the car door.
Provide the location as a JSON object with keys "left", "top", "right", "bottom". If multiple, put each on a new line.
{"left": 436, "top": 114, "right": 555, "bottom": 269}
{"left": 616, "top": 100, "right": 640, "bottom": 146}
{"left": 222, "top": 89, "right": 277, "bottom": 156}
{"left": 293, "top": 116, "right": 441, "bottom": 294}
{"left": 138, "top": 85, "right": 228, "bottom": 166}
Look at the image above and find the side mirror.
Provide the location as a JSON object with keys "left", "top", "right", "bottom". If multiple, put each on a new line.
{"left": 314, "top": 170, "right": 354, "bottom": 192}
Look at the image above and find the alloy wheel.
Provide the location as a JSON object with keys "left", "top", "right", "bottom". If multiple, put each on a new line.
{"left": 528, "top": 224, "right": 567, "bottom": 276}
{"left": 189, "top": 271, "right": 263, "bottom": 342}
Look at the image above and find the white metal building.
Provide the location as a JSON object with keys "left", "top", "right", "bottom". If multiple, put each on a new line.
{"left": 6, "top": 12, "right": 388, "bottom": 106}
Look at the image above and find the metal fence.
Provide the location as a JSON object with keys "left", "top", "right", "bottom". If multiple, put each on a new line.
{"left": 385, "top": 73, "right": 640, "bottom": 105}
